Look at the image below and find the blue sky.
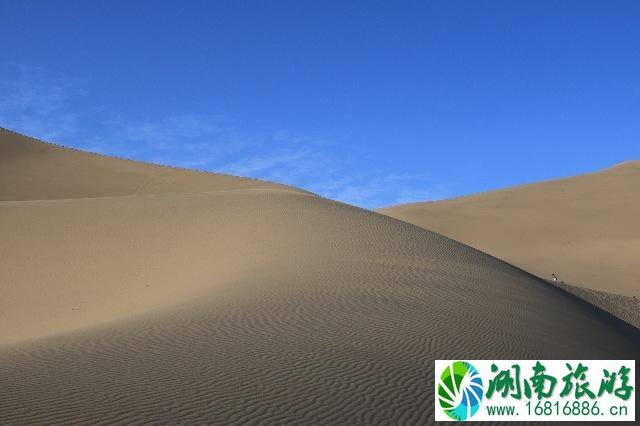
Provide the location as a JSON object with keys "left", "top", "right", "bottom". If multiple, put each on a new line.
{"left": 1, "top": 1, "right": 639, "bottom": 208}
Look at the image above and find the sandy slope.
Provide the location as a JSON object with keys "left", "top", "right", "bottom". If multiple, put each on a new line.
{"left": 380, "top": 162, "right": 640, "bottom": 298}
{"left": 0, "top": 128, "right": 302, "bottom": 201}
{"left": 1, "top": 129, "right": 638, "bottom": 423}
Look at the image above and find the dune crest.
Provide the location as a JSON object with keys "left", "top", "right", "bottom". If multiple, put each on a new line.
{"left": 0, "top": 127, "right": 306, "bottom": 202}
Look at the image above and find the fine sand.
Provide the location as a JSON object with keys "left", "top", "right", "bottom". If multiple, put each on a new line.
{"left": 380, "top": 163, "right": 640, "bottom": 330}
{"left": 1, "top": 128, "right": 639, "bottom": 423}
{"left": 380, "top": 162, "right": 640, "bottom": 298}
{"left": 0, "top": 127, "right": 306, "bottom": 202}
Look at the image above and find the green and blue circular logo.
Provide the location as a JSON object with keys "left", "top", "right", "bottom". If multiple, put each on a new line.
{"left": 438, "top": 361, "right": 484, "bottom": 421}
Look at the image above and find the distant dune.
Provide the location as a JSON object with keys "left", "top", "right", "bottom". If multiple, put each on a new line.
{"left": 380, "top": 163, "right": 640, "bottom": 326}
{"left": 1, "top": 128, "right": 638, "bottom": 423}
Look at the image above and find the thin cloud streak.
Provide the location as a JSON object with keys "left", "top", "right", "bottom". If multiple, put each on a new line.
{"left": 0, "top": 64, "right": 83, "bottom": 142}
{"left": 0, "top": 65, "right": 449, "bottom": 208}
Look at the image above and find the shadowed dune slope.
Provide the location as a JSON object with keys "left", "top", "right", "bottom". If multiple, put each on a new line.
{"left": 380, "top": 162, "right": 640, "bottom": 298}
{"left": 1, "top": 130, "right": 639, "bottom": 423}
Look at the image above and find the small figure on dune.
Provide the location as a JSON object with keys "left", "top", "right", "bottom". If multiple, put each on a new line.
{"left": 551, "top": 273, "right": 558, "bottom": 282}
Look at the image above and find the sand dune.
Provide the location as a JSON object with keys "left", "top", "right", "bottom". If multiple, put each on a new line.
{"left": 0, "top": 128, "right": 304, "bottom": 202}
{"left": 380, "top": 163, "right": 640, "bottom": 329}
{"left": 1, "top": 129, "right": 638, "bottom": 423}
{"left": 381, "top": 163, "right": 640, "bottom": 298}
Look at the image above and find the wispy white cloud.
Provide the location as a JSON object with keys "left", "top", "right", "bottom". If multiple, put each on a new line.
{"left": 0, "top": 63, "right": 84, "bottom": 142}
{"left": 221, "top": 148, "right": 449, "bottom": 208}
{"left": 219, "top": 150, "right": 311, "bottom": 176}
{"left": 0, "top": 64, "right": 448, "bottom": 208}
{"left": 59, "top": 113, "right": 248, "bottom": 169}
{"left": 308, "top": 173, "right": 449, "bottom": 208}
{"left": 121, "top": 114, "right": 231, "bottom": 150}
